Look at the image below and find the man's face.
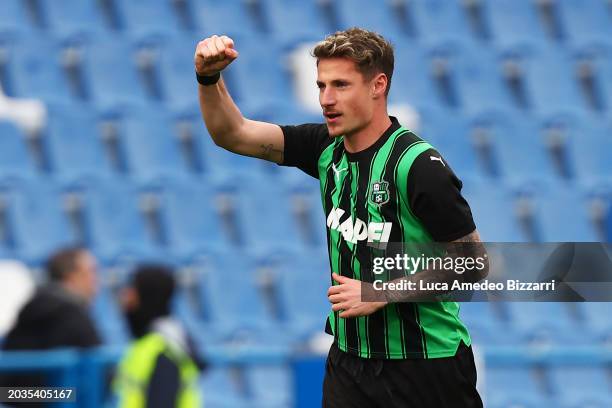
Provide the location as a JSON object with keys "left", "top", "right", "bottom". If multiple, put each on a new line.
{"left": 317, "top": 58, "right": 375, "bottom": 137}
{"left": 71, "top": 251, "right": 98, "bottom": 302}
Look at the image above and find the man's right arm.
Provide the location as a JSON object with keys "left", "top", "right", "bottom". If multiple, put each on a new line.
{"left": 195, "top": 35, "right": 285, "bottom": 164}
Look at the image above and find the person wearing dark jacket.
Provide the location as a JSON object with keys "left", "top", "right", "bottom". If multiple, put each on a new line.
{"left": 0, "top": 246, "right": 101, "bottom": 396}
{"left": 114, "top": 265, "right": 205, "bottom": 408}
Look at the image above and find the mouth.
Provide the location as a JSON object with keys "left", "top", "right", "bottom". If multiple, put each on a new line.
{"left": 324, "top": 112, "right": 342, "bottom": 122}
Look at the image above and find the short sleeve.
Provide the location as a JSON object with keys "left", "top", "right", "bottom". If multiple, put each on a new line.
{"left": 407, "top": 149, "right": 476, "bottom": 241}
{"left": 279, "top": 123, "right": 332, "bottom": 179}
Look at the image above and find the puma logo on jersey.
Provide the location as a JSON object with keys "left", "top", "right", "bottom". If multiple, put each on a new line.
{"left": 332, "top": 163, "right": 348, "bottom": 181}
{"left": 430, "top": 156, "right": 445, "bottom": 166}
{"left": 326, "top": 207, "right": 392, "bottom": 244}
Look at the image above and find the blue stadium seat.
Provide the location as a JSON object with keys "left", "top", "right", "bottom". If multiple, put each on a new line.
{"left": 226, "top": 39, "right": 295, "bottom": 114}
{"left": 6, "top": 37, "right": 73, "bottom": 104}
{"left": 157, "top": 34, "right": 201, "bottom": 111}
{"left": 79, "top": 36, "right": 150, "bottom": 109}
{"left": 0, "top": 0, "right": 35, "bottom": 36}
{"left": 500, "top": 44, "right": 589, "bottom": 116}
{"left": 530, "top": 185, "right": 599, "bottom": 242}
{"left": 565, "top": 118, "right": 612, "bottom": 185}
{"left": 0, "top": 121, "right": 37, "bottom": 179}
{"left": 120, "top": 108, "right": 191, "bottom": 180}
{"left": 557, "top": 0, "right": 612, "bottom": 47}
{"left": 468, "top": 111, "right": 558, "bottom": 184}
{"left": 276, "top": 250, "right": 331, "bottom": 337}
{"left": 418, "top": 111, "right": 484, "bottom": 181}
{"left": 2, "top": 180, "right": 77, "bottom": 264}
{"left": 410, "top": 0, "right": 475, "bottom": 45}
{"left": 482, "top": 0, "right": 549, "bottom": 47}
{"left": 91, "top": 284, "right": 129, "bottom": 346}
{"left": 577, "top": 302, "right": 612, "bottom": 333}
{"left": 232, "top": 174, "right": 304, "bottom": 253}
{"left": 75, "top": 178, "right": 162, "bottom": 262}
{"left": 201, "top": 367, "right": 250, "bottom": 408}
{"left": 38, "top": 0, "right": 107, "bottom": 37}
{"left": 44, "top": 105, "right": 114, "bottom": 180}
{"left": 461, "top": 180, "right": 525, "bottom": 242}
{"left": 390, "top": 45, "right": 445, "bottom": 108}
{"left": 197, "top": 251, "right": 280, "bottom": 336}
{"left": 485, "top": 366, "right": 550, "bottom": 407}
{"left": 113, "top": 0, "right": 184, "bottom": 37}
{"left": 334, "top": 0, "right": 404, "bottom": 44}
{"left": 192, "top": 0, "right": 263, "bottom": 38}
{"left": 443, "top": 43, "right": 518, "bottom": 114}
{"left": 262, "top": 0, "right": 328, "bottom": 45}
{"left": 245, "top": 364, "right": 292, "bottom": 406}
{"left": 504, "top": 303, "right": 577, "bottom": 339}
{"left": 570, "top": 43, "right": 612, "bottom": 115}
{"left": 547, "top": 365, "right": 612, "bottom": 407}
{"left": 156, "top": 178, "right": 229, "bottom": 257}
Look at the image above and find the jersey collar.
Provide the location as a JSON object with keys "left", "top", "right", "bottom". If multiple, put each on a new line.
{"left": 345, "top": 116, "right": 401, "bottom": 162}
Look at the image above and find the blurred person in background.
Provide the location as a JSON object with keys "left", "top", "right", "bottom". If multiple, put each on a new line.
{"left": 114, "top": 264, "right": 205, "bottom": 408}
{"left": 0, "top": 246, "right": 101, "bottom": 393}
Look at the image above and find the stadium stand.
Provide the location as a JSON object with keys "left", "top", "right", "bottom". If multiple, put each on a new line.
{"left": 0, "top": 0, "right": 611, "bottom": 406}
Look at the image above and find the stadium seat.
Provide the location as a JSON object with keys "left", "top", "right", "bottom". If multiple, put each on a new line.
{"left": 119, "top": 108, "right": 191, "bottom": 180}
{"left": 443, "top": 43, "right": 519, "bottom": 115}
{"left": 196, "top": 251, "right": 280, "bottom": 336}
{"left": 0, "top": 0, "right": 36, "bottom": 36}
{"left": 504, "top": 303, "right": 577, "bottom": 339}
{"left": 192, "top": 0, "right": 264, "bottom": 38}
{"left": 244, "top": 364, "right": 292, "bottom": 406}
{"left": 0, "top": 121, "right": 37, "bottom": 179}
{"left": 262, "top": 0, "right": 328, "bottom": 45}
{"left": 231, "top": 174, "right": 304, "bottom": 253}
{"left": 275, "top": 250, "right": 331, "bottom": 337}
{"left": 410, "top": 0, "right": 476, "bottom": 45}
{"left": 418, "top": 110, "right": 485, "bottom": 181}
{"left": 78, "top": 36, "right": 150, "bottom": 109}
{"left": 391, "top": 43, "right": 449, "bottom": 109}
{"left": 577, "top": 302, "right": 612, "bottom": 333}
{"left": 482, "top": 0, "right": 549, "bottom": 47}
{"left": 485, "top": 366, "right": 550, "bottom": 407}
{"left": 499, "top": 44, "right": 590, "bottom": 116}
{"left": 156, "top": 34, "right": 202, "bottom": 111}
{"left": 529, "top": 185, "right": 599, "bottom": 242}
{"left": 2, "top": 180, "right": 77, "bottom": 263}
{"left": 155, "top": 178, "right": 229, "bottom": 257}
{"left": 461, "top": 179, "right": 525, "bottom": 242}
{"left": 563, "top": 116, "right": 612, "bottom": 186}
{"left": 226, "top": 39, "right": 295, "bottom": 114}
{"left": 201, "top": 367, "right": 250, "bottom": 408}
{"left": 74, "top": 178, "right": 163, "bottom": 262}
{"left": 547, "top": 365, "right": 612, "bottom": 407}
{"left": 6, "top": 37, "right": 73, "bottom": 104}
{"left": 556, "top": 0, "right": 612, "bottom": 47}
{"left": 467, "top": 111, "right": 559, "bottom": 184}
{"left": 91, "top": 284, "right": 130, "bottom": 346}
{"left": 37, "top": 0, "right": 108, "bottom": 37}
{"left": 113, "top": 0, "right": 184, "bottom": 37}
{"left": 44, "top": 105, "right": 114, "bottom": 180}
{"left": 334, "top": 0, "right": 405, "bottom": 44}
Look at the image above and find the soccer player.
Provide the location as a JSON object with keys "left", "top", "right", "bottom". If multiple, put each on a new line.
{"left": 195, "top": 28, "right": 486, "bottom": 407}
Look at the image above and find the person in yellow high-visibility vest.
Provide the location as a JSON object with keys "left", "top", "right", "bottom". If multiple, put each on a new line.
{"left": 114, "top": 264, "right": 206, "bottom": 408}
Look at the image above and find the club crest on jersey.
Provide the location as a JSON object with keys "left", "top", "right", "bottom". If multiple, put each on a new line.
{"left": 370, "top": 181, "right": 390, "bottom": 206}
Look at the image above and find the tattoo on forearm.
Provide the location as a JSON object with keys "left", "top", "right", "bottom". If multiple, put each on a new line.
{"left": 381, "top": 230, "right": 489, "bottom": 303}
{"left": 260, "top": 144, "right": 283, "bottom": 162}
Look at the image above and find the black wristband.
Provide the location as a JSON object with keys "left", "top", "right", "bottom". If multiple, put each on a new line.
{"left": 196, "top": 71, "right": 220, "bottom": 86}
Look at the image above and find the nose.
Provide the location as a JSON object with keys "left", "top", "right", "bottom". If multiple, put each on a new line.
{"left": 320, "top": 87, "right": 336, "bottom": 108}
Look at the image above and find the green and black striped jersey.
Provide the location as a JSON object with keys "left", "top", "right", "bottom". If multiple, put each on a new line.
{"left": 281, "top": 117, "right": 476, "bottom": 359}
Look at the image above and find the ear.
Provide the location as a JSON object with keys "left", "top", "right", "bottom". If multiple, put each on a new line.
{"left": 371, "top": 73, "right": 388, "bottom": 99}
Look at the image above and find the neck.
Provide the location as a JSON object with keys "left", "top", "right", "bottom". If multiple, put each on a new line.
{"left": 343, "top": 112, "right": 392, "bottom": 153}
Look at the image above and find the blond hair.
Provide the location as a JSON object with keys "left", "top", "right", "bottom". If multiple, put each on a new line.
{"left": 313, "top": 27, "right": 394, "bottom": 96}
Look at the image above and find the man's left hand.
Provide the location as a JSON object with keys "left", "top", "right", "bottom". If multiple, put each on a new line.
{"left": 327, "top": 273, "right": 387, "bottom": 318}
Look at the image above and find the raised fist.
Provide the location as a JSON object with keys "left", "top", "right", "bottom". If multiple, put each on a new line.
{"left": 194, "top": 35, "right": 239, "bottom": 77}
